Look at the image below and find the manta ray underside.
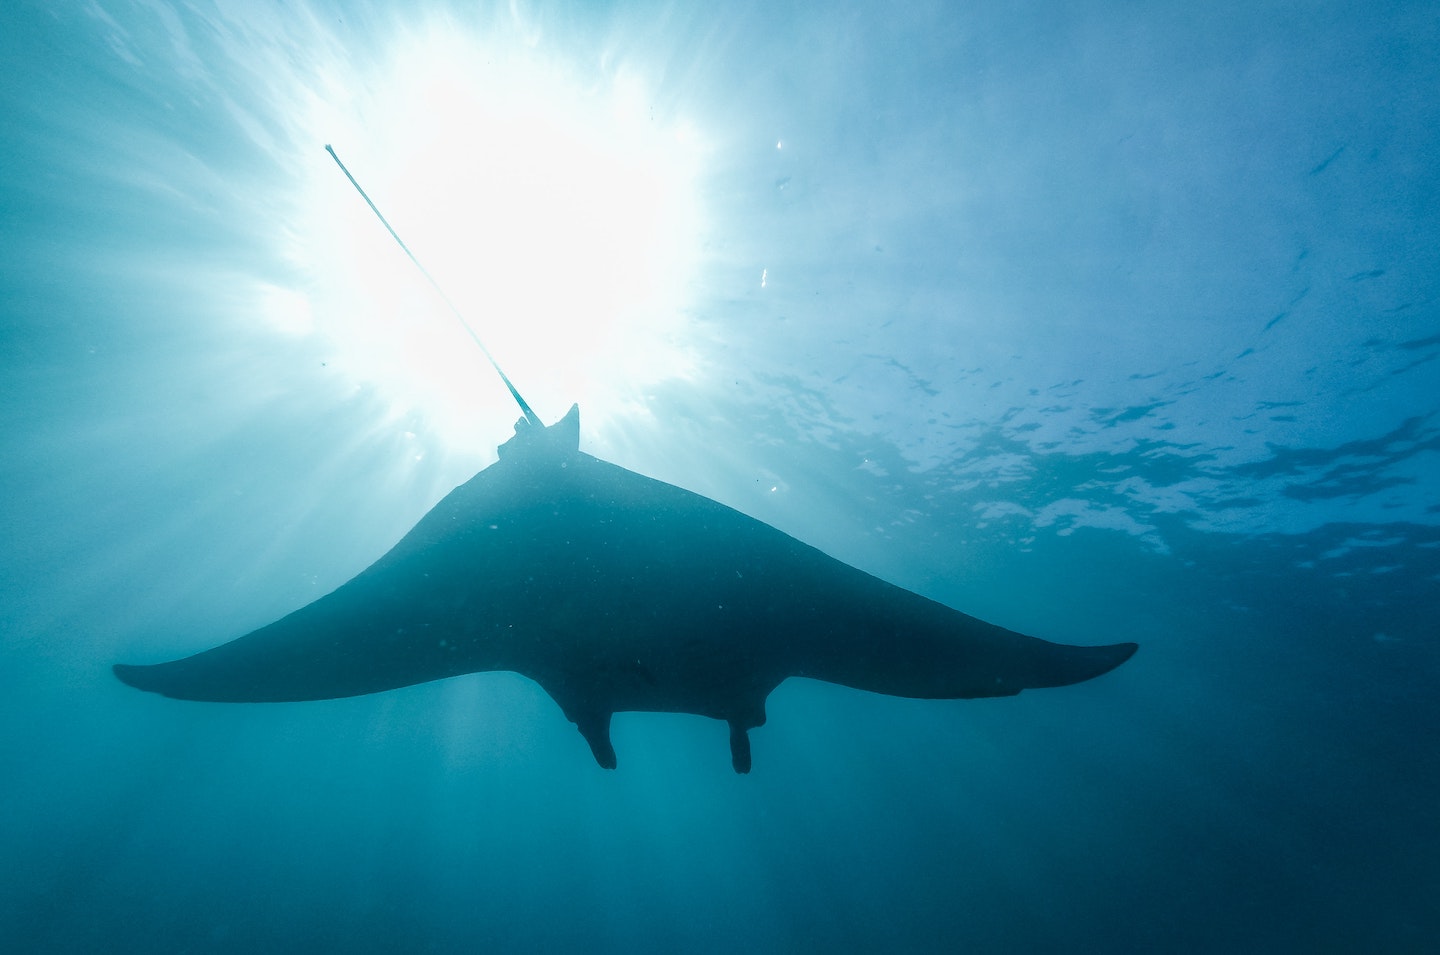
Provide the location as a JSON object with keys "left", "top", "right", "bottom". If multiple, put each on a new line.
{"left": 115, "top": 405, "right": 1137, "bottom": 772}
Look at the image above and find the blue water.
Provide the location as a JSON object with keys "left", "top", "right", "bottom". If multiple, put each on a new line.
{"left": 3, "top": 1, "right": 1437, "bottom": 952}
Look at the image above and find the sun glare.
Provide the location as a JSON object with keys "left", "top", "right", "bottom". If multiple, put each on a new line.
{"left": 286, "top": 21, "right": 705, "bottom": 451}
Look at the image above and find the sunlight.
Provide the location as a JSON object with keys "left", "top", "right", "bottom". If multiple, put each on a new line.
{"left": 286, "top": 19, "right": 706, "bottom": 449}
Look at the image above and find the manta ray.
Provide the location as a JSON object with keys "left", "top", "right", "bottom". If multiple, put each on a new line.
{"left": 114, "top": 404, "right": 1137, "bottom": 772}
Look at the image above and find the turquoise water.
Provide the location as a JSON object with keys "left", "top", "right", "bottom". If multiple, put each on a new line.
{"left": 3, "top": 1, "right": 1436, "bottom": 951}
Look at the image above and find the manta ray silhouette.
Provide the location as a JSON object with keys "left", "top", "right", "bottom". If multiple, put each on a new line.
{"left": 115, "top": 404, "right": 1137, "bottom": 772}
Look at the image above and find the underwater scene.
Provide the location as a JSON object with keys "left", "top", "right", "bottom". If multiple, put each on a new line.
{"left": 2, "top": 1, "right": 1436, "bottom": 952}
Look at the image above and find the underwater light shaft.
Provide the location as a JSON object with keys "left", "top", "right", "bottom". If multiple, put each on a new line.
{"left": 254, "top": 13, "right": 709, "bottom": 444}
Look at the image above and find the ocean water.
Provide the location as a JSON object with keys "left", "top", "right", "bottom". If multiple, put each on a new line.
{"left": 2, "top": 1, "right": 1437, "bottom": 952}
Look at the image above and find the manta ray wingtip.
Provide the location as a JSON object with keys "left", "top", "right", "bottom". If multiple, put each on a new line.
{"left": 112, "top": 662, "right": 148, "bottom": 690}
{"left": 1078, "top": 641, "right": 1138, "bottom": 684}
{"left": 1079, "top": 640, "right": 1138, "bottom": 680}
{"left": 113, "top": 661, "right": 182, "bottom": 698}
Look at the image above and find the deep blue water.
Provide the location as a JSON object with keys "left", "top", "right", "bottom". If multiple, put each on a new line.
{"left": 3, "top": 1, "right": 1437, "bottom": 952}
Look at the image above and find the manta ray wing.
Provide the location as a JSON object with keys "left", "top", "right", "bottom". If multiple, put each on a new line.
{"left": 114, "top": 405, "right": 1137, "bottom": 772}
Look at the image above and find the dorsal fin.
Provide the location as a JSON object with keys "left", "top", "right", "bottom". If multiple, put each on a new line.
{"left": 497, "top": 403, "right": 580, "bottom": 461}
